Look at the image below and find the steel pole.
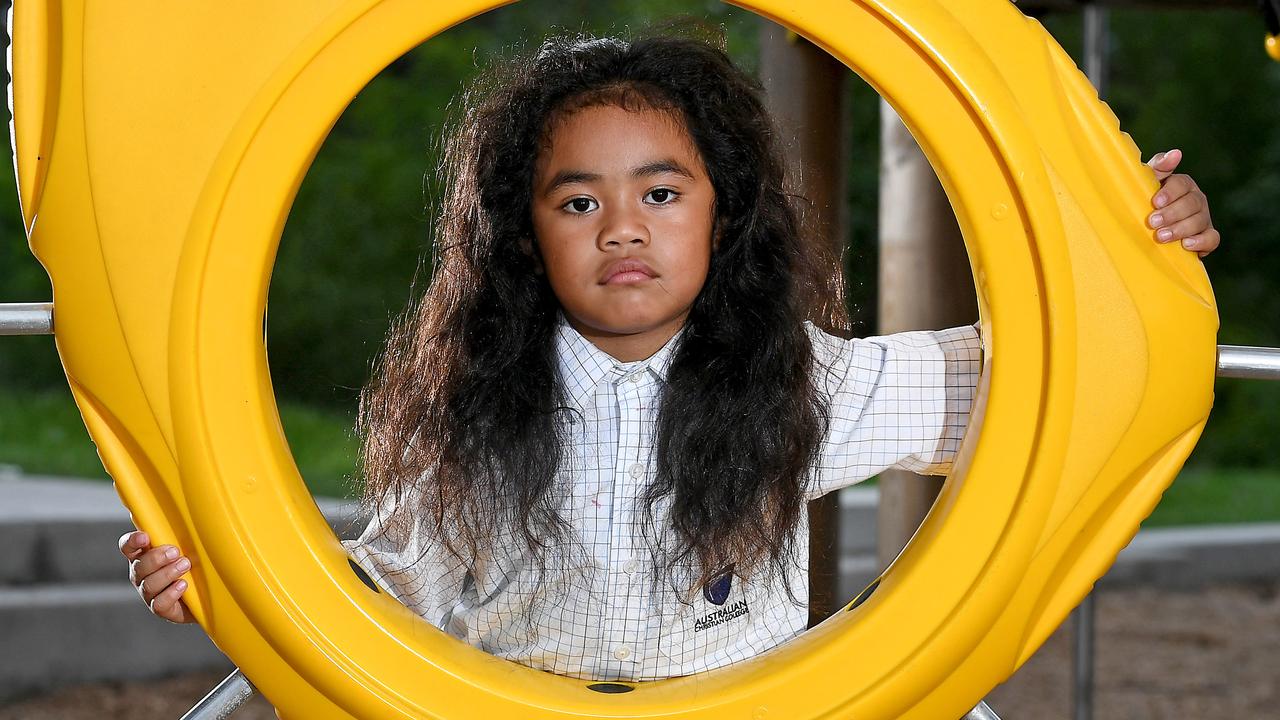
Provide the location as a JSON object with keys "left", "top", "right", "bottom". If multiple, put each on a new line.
{"left": 963, "top": 700, "right": 1004, "bottom": 720}
{"left": 0, "top": 302, "right": 53, "bottom": 335}
{"left": 179, "top": 669, "right": 257, "bottom": 720}
{"left": 1217, "top": 345, "right": 1280, "bottom": 380}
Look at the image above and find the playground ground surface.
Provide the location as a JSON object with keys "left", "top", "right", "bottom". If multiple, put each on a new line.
{"left": 1, "top": 581, "right": 1275, "bottom": 720}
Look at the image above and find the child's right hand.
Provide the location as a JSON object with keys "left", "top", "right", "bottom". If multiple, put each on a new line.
{"left": 118, "top": 530, "right": 196, "bottom": 624}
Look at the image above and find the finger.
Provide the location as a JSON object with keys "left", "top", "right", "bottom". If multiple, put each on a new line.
{"left": 149, "top": 579, "right": 194, "bottom": 623}
{"left": 1147, "top": 148, "right": 1182, "bottom": 181}
{"left": 138, "top": 555, "right": 192, "bottom": 603}
{"left": 1149, "top": 193, "right": 1206, "bottom": 234}
{"left": 1181, "top": 229, "right": 1221, "bottom": 256}
{"left": 129, "top": 546, "right": 181, "bottom": 586}
{"left": 1161, "top": 215, "right": 1213, "bottom": 245}
{"left": 1152, "top": 174, "right": 1196, "bottom": 209}
{"left": 118, "top": 530, "right": 150, "bottom": 560}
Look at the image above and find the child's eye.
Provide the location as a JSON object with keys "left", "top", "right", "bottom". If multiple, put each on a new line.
{"left": 562, "top": 197, "right": 598, "bottom": 215}
{"left": 646, "top": 188, "right": 679, "bottom": 205}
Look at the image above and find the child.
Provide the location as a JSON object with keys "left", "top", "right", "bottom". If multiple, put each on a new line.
{"left": 120, "top": 29, "right": 1219, "bottom": 682}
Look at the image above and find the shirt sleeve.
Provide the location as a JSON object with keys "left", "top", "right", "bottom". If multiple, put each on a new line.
{"left": 342, "top": 484, "right": 471, "bottom": 634}
{"left": 805, "top": 322, "right": 983, "bottom": 500}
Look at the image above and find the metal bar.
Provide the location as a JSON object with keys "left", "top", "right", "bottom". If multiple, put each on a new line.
{"left": 1073, "top": 594, "right": 1096, "bottom": 720}
{"left": 0, "top": 303, "right": 53, "bottom": 335}
{"left": 964, "top": 700, "right": 1004, "bottom": 720}
{"left": 179, "top": 669, "right": 257, "bottom": 720}
{"left": 1217, "top": 345, "right": 1280, "bottom": 380}
{"left": 1083, "top": 5, "right": 1111, "bottom": 98}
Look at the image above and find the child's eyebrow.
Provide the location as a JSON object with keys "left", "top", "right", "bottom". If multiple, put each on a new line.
{"left": 541, "top": 158, "right": 697, "bottom": 197}
{"left": 631, "top": 159, "right": 697, "bottom": 182}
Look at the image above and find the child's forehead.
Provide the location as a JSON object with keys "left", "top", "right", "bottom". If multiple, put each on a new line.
{"left": 534, "top": 105, "right": 706, "bottom": 180}
{"left": 539, "top": 103, "right": 695, "bottom": 154}
{"left": 540, "top": 82, "right": 684, "bottom": 140}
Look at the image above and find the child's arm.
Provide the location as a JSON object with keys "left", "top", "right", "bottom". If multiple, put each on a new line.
{"left": 1146, "top": 149, "right": 1219, "bottom": 258}
{"left": 118, "top": 529, "right": 196, "bottom": 624}
{"left": 806, "top": 151, "right": 1216, "bottom": 498}
{"left": 805, "top": 323, "right": 982, "bottom": 499}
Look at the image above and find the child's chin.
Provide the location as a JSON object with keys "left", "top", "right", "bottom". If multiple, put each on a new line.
{"left": 592, "top": 313, "right": 682, "bottom": 338}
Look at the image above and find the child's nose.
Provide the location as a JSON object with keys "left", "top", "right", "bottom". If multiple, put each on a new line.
{"left": 597, "top": 205, "right": 650, "bottom": 250}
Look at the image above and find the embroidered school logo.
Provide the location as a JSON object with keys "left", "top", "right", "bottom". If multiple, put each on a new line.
{"left": 694, "top": 565, "right": 746, "bottom": 632}
{"left": 703, "top": 564, "right": 734, "bottom": 605}
{"left": 703, "top": 570, "right": 733, "bottom": 605}
{"left": 694, "top": 598, "right": 749, "bottom": 632}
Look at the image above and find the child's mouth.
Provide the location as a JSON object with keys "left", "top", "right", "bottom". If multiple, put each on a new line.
{"left": 601, "top": 259, "right": 657, "bottom": 285}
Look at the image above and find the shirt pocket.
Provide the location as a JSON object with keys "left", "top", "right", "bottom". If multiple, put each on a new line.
{"left": 655, "top": 571, "right": 755, "bottom": 670}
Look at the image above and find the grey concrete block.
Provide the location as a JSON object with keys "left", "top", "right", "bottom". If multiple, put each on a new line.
{"left": 0, "top": 583, "right": 232, "bottom": 702}
{"left": 1102, "top": 523, "right": 1280, "bottom": 590}
{"left": 0, "top": 474, "right": 363, "bottom": 584}
{"left": 0, "top": 517, "right": 135, "bottom": 585}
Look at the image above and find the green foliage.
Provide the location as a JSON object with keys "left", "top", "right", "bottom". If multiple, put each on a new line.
{"left": 1145, "top": 466, "right": 1280, "bottom": 527}
{"left": 0, "top": 385, "right": 102, "bottom": 479}
{"left": 0, "top": 385, "right": 359, "bottom": 498}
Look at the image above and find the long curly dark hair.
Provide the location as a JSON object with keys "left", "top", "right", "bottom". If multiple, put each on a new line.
{"left": 357, "top": 23, "right": 849, "bottom": 603}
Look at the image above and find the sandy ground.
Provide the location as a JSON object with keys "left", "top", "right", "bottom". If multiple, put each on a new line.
{"left": 2, "top": 582, "right": 1276, "bottom": 719}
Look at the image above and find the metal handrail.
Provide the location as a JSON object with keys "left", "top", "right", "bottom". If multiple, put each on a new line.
{"left": 0, "top": 302, "right": 52, "bottom": 335}
{"left": 178, "top": 669, "right": 256, "bottom": 720}
{"left": 1216, "top": 345, "right": 1280, "bottom": 380}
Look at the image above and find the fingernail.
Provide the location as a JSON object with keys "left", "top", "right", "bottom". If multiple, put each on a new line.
{"left": 164, "top": 547, "right": 178, "bottom": 561}
{"left": 1154, "top": 193, "right": 1168, "bottom": 208}
{"left": 1149, "top": 213, "right": 1163, "bottom": 227}
{"left": 1182, "top": 238, "right": 1195, "bottom": 249}
{"left": 1158, "top": 229, "right": 1174, "bottom": 241}
{"left": 175, "top": 580, "right": 188, "bottom": 592}
{"left": 175, "top": 557, "right": 191, "bottom": 572}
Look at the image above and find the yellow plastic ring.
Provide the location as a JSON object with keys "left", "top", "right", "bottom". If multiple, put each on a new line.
{"left": 12, "top": 0, "right": 1217, "bottom": 717}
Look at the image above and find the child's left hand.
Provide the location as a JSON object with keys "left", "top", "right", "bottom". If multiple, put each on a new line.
{"left": 1146, "top": 148, "right": 1220, "bottom": 258}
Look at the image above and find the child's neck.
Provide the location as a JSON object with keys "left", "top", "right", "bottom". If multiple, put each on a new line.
{"left": 568, "top": 314, "right": 686, "bottom": 363}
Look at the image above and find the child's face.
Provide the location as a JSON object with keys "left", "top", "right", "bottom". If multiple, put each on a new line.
{"left": 531, "top": 105, "right": 716, "bottom": 361}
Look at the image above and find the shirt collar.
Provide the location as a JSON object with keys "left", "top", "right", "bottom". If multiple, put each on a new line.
{"left": 555, "top": 314, "right": 683, "bottom": 411}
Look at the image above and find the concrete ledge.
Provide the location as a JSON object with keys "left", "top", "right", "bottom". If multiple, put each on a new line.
{"left": 838, "top": 522, "right": 1280, "bottom": 605}
{"left": 0, "top": 474, "right": 362, "bottom": 584}
{"left": 0, "top": 583, "right": 231, "bottom": 703}
{"left": 1104, "top": 523, "right": 1280, "bottom": 590}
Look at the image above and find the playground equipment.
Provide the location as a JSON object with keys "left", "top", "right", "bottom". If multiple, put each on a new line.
{"left": 2, "top": 0, "right": 1277, "bottom": 718}
{"left": 1264, "top": 0, "right": 1280, "bottom": 61}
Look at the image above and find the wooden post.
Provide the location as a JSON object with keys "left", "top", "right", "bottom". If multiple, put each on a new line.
{"left": 875, "top": 102, "right": 977, "bottom": 569}
{"left": 758, "top": 23, "right": 848, "bottom": 625}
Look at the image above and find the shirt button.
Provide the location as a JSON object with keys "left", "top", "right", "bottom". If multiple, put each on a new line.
{"left": 613, "top": 646, "right": 632, "bottom": 661}
{"left": 628, "top": 463, "right": 644, "bottom": 479}
{"left": 626, "top": 373, "right": 641, "bottom": 384}
{"left": 622, "top": 557, "right": 638, "bottom": 573}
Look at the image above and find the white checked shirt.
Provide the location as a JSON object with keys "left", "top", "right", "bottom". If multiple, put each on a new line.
{"left": 346, "top": 318, "right": 982, "bottom": 681}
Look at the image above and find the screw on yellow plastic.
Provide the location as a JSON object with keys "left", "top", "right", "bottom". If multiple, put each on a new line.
{"left": 9, "top": 0, "right": 1216, "bottom": 717}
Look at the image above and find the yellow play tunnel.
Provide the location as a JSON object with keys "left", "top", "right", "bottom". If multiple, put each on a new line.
{"left": 8, "top": 0, "right": 1217, "bottom": 717}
